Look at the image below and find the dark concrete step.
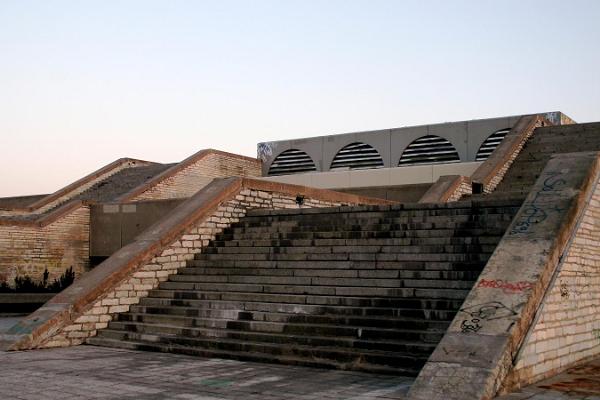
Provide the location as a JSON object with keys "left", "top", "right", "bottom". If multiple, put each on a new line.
{"left": 235, "top": 214, "right": 518, "bottom": 228}
{"left": 185, "top": 259, "right": 488, "bottom": 272}
{"left": 129, "top": 303, "right": 457, "bottom": 323}
{"left": 216, "top": 227, "right": 510, "bottom": 241}
{"left": 177, "top": 267, "right": 481, "bottom": 281}
{"left": 193, "top": 252, "right": 492, "bottom": 263}
{"left": 139, "top": 296, "right": 463, "bottom": 315}
{"left": 157, "top": 281, "right": 474, "bottom": 296}
{"left": 93, "top": 328, "right": 433, "bottom": 370}
{"left": 87, "top": 337, "right": 418, "bottom": 376}
{"left": 200, "top": 244, "right": 499, "bottom": 255}
{"left": 225, "top": 220, "right": 512, "bottom": 235}
{"left": 145, "top": 289, "right": 468, "bottom": 308}
{"left": 168, "top": 274, "right": 476, "bottom": 290}
{"left": 100, "top": 321, "right": 439, "bottom": 356}
{"left": 113, "top": 313, "right": 448, "bottom": 340}
{"left": 121, "top": 307, "right": 452, "bottom": 331}
{"left": 208, "top": 236, "right": 504, "bottom": 248}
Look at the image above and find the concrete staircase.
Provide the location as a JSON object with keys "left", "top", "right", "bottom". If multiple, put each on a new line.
{"left": 88, "top": 199, "right": 520, "bottom": 376}
{"left": 493, "top": 122, "right": 600, "bottom": 197}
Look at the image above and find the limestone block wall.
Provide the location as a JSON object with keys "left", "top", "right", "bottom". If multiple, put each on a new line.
{"left": 503, "top": 178, "right": 600, "bottom": 390}
{"left": 131, "top": 152, "right": 261, "bottom": 201}
{"left": 41, "top": 189, "right": 343, "bottom": 348}
{"left": 0, "top": 206, "right": 90, "bottom": 286}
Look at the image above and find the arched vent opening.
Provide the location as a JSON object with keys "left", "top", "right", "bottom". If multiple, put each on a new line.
{"left": 330, "top": 142, "right": 384, "bottom": 170}
{"left": 475, "top": 128, "right": 511, "bottom": 161}
{"left": 399, "top": 135, "right": 460, "bottom": 166}
{"left": 267, "top": 149, "right": 317, "bottom": 176}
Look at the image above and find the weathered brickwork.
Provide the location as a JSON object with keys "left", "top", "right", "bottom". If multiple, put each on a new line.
{"left": 483, "top": 130, "right": 533, "bottom": 194}
{"left": 470, "top": 115, "right": 545, "bottom": 194}
{"left": 40, "top": 190, "right": 342, "bottom": 348}
{"left": 0, "top": 206, "right": 90, "bottom": 286}
{"left": 447, "top": 177, "right": 473, "bottom": 202}
{"left": 504, "top": 179, "right": 600, "bottom": 390}
{"left": 133, "top": 153, "right": 261, "bottom": 201}
{"left": 0, "top": 160, "right": 138, "bottom": 217}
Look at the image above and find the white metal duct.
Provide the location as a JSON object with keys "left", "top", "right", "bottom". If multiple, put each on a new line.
{"left": 268, "top": 149, "right": 317, "bottom": 176}
{"left": 330, "top": 142, "right": 384, "bottom": 170}
{"left": 475, "top": 128, "right": 511, "bottom": 161}
{"left": 398, "top": 135, "right": 460, "bottom": 166}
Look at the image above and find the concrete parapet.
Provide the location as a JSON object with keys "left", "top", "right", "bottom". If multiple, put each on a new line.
{"left": 408, "top": 151, "right": 600, "bottom": 400}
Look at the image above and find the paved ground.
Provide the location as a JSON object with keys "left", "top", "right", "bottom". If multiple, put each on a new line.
{"left": 0, "top": 316, "right": 23, "bottom": 333}
{"left": 2, "top": 345, "right": 600, "bottom": 400}
{"left": 497, "top": 358, "right": 600, "bottom": 400}
{"left": 0, "top": 346, "right": 413, "bottom": 400}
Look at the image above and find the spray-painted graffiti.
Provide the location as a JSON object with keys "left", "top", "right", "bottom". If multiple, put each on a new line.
{"left": 257, "top": 142, "right": 274, "bottom": 163}
{"left": 509, "top": 172, "right": 566, "bottom": 235}
{"left": 459, "top": 301, "right": 518, "bottom": 334}
{"left": 477, "top": 279, "right": 535, "bottom": 293}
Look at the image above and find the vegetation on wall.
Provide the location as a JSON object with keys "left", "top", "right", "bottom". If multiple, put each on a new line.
{"left": 0, "top": 267, "right": 75, "bottom": 293}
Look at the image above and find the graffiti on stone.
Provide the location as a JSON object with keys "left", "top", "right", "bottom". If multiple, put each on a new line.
{"left": 509, "top": 172, "right": 567, "bottom": 235}
{"left": 459, "top": 301, "right": 518, "bottom": 334}
{"left": 477, "top": 279, "right": 535, "bottom": 294}
{"left": 257, "top": 142, "right": 274, "bottom": 163}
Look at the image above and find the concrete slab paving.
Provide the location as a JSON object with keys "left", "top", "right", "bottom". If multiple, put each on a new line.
{"left": 496, "top": 358, "right": 600, "bottom": 400}
{"left": 0, "top": 345, "right": 413, "bottom": 400}
{"left": 0, "top": 316, "right": 23, "bottom": 333}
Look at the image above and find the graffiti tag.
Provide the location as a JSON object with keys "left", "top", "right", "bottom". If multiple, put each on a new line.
{"left": 459, "top": 301, "right": 518, "bottom": 334}
{"left": 509, "top": 172, "right": 566, "bottom": 235}
{"left": 477, "top": 279, "right": 534, "bottom": 293}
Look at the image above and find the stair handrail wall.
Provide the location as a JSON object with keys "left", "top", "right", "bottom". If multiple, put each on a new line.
{"left": 2, "top": 177, "right": 392, "bottom": 351}
{"left": 419, "top": 175, "right": 472, "bottom": 203}
{"left": 407, "top": 151, "right": 600, "bottom": 400}
{"left": 116, "top": 149, "right": 262, "bottom": 202}
{"left": 0, "top": 158, "right": 154, "bottom": 216}
{"left": 470, "top": 114, "right": 550, "bottom": 195}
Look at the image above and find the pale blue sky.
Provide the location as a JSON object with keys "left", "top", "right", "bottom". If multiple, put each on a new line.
{"left": 1, "top": 0, "right": 599, "bottom": 196}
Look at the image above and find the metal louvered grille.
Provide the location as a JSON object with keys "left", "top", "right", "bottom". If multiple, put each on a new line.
{"left": 330, "top": 142, "right": 384, "bottom": 170}
{"left": 268, "top": 149, "right": 317, "bottom": 176}
{"left": 398, "top": 135, "right": 460, "bottom": 166}
{"left": 475, "top": 129, "right": 510, "bottom": 161}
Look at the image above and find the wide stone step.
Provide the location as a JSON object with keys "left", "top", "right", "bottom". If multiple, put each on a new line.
{"left": 194, "top": 252, "right": 492, "bottom": 263}
{"left": 208, "top": 236, "right": 504, "bottom": 248}
{"left": 167, "top": 274, "right": 476, "bottom": 290}
{"left": 199, "top": 244, "right": 499, "bottom": 255}
{"left": 145, "top": 290, "right": 468, "bottom": 307}
{"left": 235, "top": 214, "right": 517, "bottom": 228}
{"left": 101, "top": 320, "right": 440, "bottom": 355}
{"left": 121, "top": 307, "right": 452, "bottom": 331}
{"left": 177, "top": 267, "right": 481, "bottom": 281}
{"left": 157, "top": 281, "right": 473, "bottom": 297}
{"left": 226, "top": 220, "right": 511, "bottom": 235}
{"left": 95, "top": 329, "right": 432, "bottom": 370}
{"left": 86, "top": 336, "right": 418, "bottom": 376}
{"left": 216, "top": 227, "right": 509, "bottom": 241}
{"left": 139, "top": 296, "right": 463, "bottom": 315}
{"left": 113, "top": 313, "right": 448, "bottom": 340}
{"left": 185, "top": 259, "right": 487, "bottom": 271}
